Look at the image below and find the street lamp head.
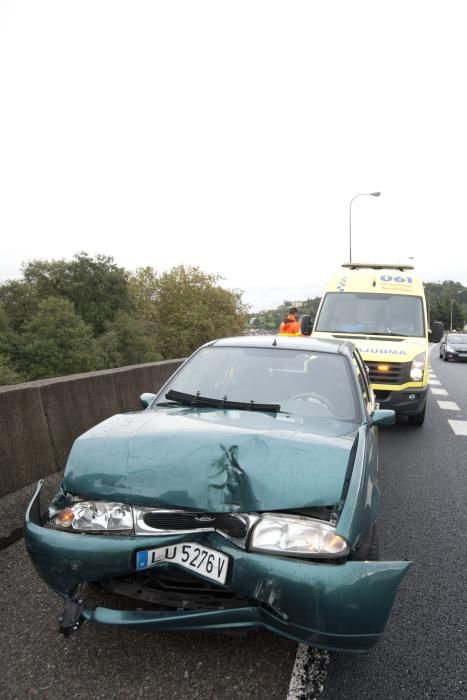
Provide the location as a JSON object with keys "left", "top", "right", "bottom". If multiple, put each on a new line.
{"left": 370, "top": 192, "right": 381, "bottom": 197}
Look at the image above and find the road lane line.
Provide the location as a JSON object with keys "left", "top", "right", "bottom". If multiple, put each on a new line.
{"left": 437, "top": 401, "right": 461, "bottom": 411}
{"left": 448, "top": 420, "right": 467, "bottom": 436}
{"left": 287, "top": 645, "right": 329, "bottom": 700}
{"left": 430, "top": 379, "right": 441, "bottom": 385}
{"left": 431, "top": 388, "right": 448, "bottom": 395}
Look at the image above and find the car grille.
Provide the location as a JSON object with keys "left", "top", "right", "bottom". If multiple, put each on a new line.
{"left": 365, "top": 360, "right": 412, "bottom": 385}
{"left": 142, "top": 512, "right": 248, "bottom": 538}
{"left": 101, "top": 568, "right": 254, "bottom": 611}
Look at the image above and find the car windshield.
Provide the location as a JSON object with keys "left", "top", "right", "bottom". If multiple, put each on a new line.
{"left": 157, "top": 346, "right": 360, "bottom": 422}
{"left": 316, "top": 292, "right": 425, "bottom": 337}
{"left": 447, "top": 334, "right": 467, "bottom": 344}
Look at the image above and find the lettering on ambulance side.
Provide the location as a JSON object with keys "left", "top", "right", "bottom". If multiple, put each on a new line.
{"left": 379, "top": 275, "right": 413, "bottom": 284}
{"left": 360, "top": 348, "right": 408, "bottom": 355}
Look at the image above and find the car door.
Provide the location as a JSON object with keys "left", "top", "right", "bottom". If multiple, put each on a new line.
{"left": 352, "top": 349, "right": 380, "bottom": 523}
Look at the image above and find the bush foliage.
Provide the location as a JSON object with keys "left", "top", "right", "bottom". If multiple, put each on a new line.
{"left": 0, "top": 254, "right": 248, "bottom": 384}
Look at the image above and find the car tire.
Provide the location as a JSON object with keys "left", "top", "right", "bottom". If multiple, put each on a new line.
{"left": 352, "top": 522, "right": 379, "bottom": 561}
{"left": 408, "top": 402, "right": 426, "bottom": 426}
{"left": 368, "top": 523, "right": 379, "bottom": 561}
{"left": 443, "top": 353, "right": 448, "bottom": 361}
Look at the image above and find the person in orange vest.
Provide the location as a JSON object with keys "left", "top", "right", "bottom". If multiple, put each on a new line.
{"left": 279, "top": 307, "right": 301, "bottom": 336}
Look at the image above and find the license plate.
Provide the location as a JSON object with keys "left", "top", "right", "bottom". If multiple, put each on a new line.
{"left": 136, "top": 543, "right": 229, "bottom": 584}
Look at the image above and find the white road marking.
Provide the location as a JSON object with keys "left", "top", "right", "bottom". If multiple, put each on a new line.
{"left": 429, "top": 379, "right": 441, "bottom": 385}
{"left": 448, "top": 420, "right": 467, "bottom": 436}
{"left": 437, "top": 401, "right": 461, "bottom": 411}
{"left": 431, "top": 388, "right": 448, "bottom": 396}
{"left": 287, "top": 644, "right": 329, "bottom": 700}
{"left": 429, "top": 373, "right": 437, "bottom": 378}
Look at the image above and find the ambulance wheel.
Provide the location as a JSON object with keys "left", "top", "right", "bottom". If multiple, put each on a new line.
{"left": 408, "top": 403, "right": 426, "bottom": 426}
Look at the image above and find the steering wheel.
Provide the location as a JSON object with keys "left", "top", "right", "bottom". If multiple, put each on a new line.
{"left": 288, "top": 392, "right": 335, "bottom": 412}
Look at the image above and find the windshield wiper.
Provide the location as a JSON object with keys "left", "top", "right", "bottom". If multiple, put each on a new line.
{"left": 369, "top": 331, "right": 406, "bottom": 337}
{"left": 163, "top": 389, "right": 281, "bottom": 413}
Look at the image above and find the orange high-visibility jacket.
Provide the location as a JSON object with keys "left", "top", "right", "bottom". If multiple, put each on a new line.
{"left": 279, "top": 314, "right": 301, "bottom": 336}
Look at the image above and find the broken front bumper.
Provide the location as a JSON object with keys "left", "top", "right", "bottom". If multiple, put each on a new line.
{"left": 24, "top": 481, "right": 411, "bottom": 653}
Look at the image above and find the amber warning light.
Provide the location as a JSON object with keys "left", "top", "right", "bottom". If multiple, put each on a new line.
{"left": 56, "top": 508, "right": 74, "bottom": 527}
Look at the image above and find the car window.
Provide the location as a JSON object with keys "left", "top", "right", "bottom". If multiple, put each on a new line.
{"left": 159, "top": 346, "right": 360, "bottom": 422}
{"left": 447, "top": 334, "right": 467, "bottom": 344}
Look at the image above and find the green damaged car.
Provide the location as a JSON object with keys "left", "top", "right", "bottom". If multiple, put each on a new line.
{"left": 25, "top": 336, "right": 411, "bottom": 652}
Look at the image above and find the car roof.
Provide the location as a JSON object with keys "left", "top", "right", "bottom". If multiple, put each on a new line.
{"left": 207, "top": 335, "right": 352, "bottom": 356}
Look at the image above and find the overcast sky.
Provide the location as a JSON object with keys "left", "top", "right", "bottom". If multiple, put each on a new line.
{"left": 1, "top": 1, "right": 466, "bottom": 311}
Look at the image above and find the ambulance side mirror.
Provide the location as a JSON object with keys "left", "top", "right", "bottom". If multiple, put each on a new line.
{"left": 300, "top": 315, "right": 314, "bottom": 336}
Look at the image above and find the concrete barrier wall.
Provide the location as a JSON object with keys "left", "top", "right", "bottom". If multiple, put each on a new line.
{"left": 0, "top": 360, "right": 184, "bottom": 498}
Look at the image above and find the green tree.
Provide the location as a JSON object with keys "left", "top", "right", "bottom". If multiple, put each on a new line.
{"left": 0, "top": 305, "right": 22, "bottom": 381}
{"left": 95, "top": 312, "right": 161, "bottom": 369}
{"left": 22, "top": 253, "right": 129, "bottom": 334}
{"left": 425, "top": 281, "right": 467, "bottom": 330}
{"left": 16, "top": 297, "right": 96, "bottom": 380}
{"left": 94, "top": 329, "right": 124, "bottom": 369}
{"left": 151, "top": 265, "right": 248, "bottom": 358}
{"left": 128, "top": 267, "right": 159, "bottom": 336}
{"left": 0, "top": 279, "right": 40, "bottom": 333}
{"left": 0, "top": 354, "right": 24, "bottom": 385}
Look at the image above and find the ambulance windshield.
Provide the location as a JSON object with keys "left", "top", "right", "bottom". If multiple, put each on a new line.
{"left": 315, "top": 293, "right": 425, "bottom": 337}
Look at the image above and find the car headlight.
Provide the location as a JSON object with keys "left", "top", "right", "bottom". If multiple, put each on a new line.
{"left": 54, "top": 501, "right": 133, "bottom": 532}
{"left": 446, "top": 344, "right": 455, "bottom": 353}
{"left": 249, "top": 513, "right": 349, "bottom": 559}
{"left": 410, "top": 351, "right": 426, "bottom": 381}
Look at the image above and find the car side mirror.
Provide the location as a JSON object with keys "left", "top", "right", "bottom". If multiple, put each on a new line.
{"left": 300, "top": 315, "right": 314, "bottom": 336}
{"left": 370, "top": 409, "right": 395, "bottom": 426}
{"left": 140, "top": 392, "right": 157, "bottom": 409}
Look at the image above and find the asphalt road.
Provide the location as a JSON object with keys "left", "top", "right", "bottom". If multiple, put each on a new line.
{"left": 1, "top": 344, "right": 466, "bottom": 699}
{"left": 321, "top": 345, "right": 467, "bottom": 699}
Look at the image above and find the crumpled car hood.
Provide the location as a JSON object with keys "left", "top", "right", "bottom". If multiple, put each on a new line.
{"left": 63, "top": 407, "right": 359, "bottom": 512}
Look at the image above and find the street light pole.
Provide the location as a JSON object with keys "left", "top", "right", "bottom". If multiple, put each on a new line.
{"left": 450, "top": 291, "right": 462, "bottom": 331}
{"left": 349, "top": 192, "right": 381, "bottom": 263}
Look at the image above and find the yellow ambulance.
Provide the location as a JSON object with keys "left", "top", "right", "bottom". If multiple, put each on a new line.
{"left": 308, "top": 263, "right": 429, "bottom": 425}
